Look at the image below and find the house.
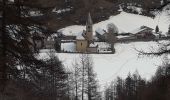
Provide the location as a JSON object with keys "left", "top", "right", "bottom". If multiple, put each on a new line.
{"left": 130, "top": 26, "right": 155, "bottom": 39}
{"left": 87, "top": 43, "right": 98, "bottom": 53}
{"left": 95, "top": 23, "right": 118, "bottom": 43}
{"left": 95, "top": 28, "right": 107, "bottom": 41}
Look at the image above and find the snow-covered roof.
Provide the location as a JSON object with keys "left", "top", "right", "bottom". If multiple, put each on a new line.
{"left": 61, "top": 43, "right": 76, "bottom": 52}
{"left": 117, "top": 35, "right": 131, "bottom": 39}
{"left": 130, "top": 28, "right": 146, "bottom": 34}
{"left": 75, "top": 30, "right": 85, "bottom": 40}
{"left": 76, "top": 35, "right": 84, "bottom": 40}
{"left": 94, "top": 42, "right": 110, "bottom": 49}
{"left": 89, "top": 43, "right": 98, "bottom": 48}
{"left": 130, "top": 26, "right": 153, "bottom": 34}
{"left": 95, "top": 28, "right": 106, "bottom": 35}
{"left": 52, "top": 8, "right": 71, "bottom": 14}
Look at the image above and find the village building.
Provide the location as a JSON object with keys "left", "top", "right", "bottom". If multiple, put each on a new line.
{"left": 130, "top": 26, "right": 155, "bottom": 39}
{"left": 95, "top": 28, "right": 108, "bottom": 41}
{"left": 34, "top": 13, "right": 117, "bottom": 53}
{"left": 95, "top": 23, "right": 118, "bottom": 43}
{"left": 76, "top": 34, "right": 88, "bottom": 52}
{"left": 87, "top": 43, "right": 98, "bottom": 53}
{"left": 76, "top": 13, "right": 98, "bottom": 53}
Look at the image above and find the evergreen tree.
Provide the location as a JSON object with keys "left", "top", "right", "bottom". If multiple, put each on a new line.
{"left": 40, "top": 52, "right": 68, "bottom": 100}
{"left": 168, "top": 25, "right": 170, "bottom": 35}
{"left": 155, "top": 25, "right": 159, "bottom": 33}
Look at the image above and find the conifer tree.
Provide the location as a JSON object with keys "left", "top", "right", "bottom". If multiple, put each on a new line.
{"left": 155, "top": 25, "right": 159, "bottom": 33}
{"left": 168, "top": 25, "right": 170, "bottom": 35}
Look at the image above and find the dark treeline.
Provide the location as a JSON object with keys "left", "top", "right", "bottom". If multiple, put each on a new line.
{"left": 104, "top": 62, "right": 170, "bottom": 100}
{"left": 0, "top": 0, "right": 69, "bottom": 100}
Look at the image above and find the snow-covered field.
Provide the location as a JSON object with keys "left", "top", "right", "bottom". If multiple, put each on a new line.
{"left": 39, "top": 41, "right": 168, "bottom": 88}
{"left": 42, "top": 10, "right": 170, "bottom": 88}
{"left": 58, "top": 11, "right": 170, "bottom": 36}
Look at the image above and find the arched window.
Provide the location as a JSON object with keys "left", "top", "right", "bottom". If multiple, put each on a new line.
{"left": 81, "top": 42, "right": 83, "bottom": 46}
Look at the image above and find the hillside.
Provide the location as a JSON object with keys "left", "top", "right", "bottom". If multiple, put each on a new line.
{"left": 41, "top": 0, "right": 169, "bottom": 31}
{"left": 58, "top": 10, "right": 170, "bottom": 36}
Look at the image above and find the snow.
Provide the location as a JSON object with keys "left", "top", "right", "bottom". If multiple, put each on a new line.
{"left": 127, "top": 6, "right": 143, "bottom": 14}
{"left": 76, "top": 36, "right": 84, "bottom": 40}
{"left": 39, "top": 41, "right": 166, "bottom": 90}
{"left": 30, "top": 11, "right": 43, "bottom": 16}
{"left": 96, "top": 28, "right": 106, "bottom": 35}
{"left": 40, "top": 10, "right": 170, "bottom": 89}
{"left": 61, "top": 43, "right": 76, "bottom": 52}
{"left": 52, "top": 8, "right": 71, "bottom": 14}
{"left": 58, "top": 25, "right": 85, "bottom": 36}
{"left": 117, "top": 35, "right": 132, "bottom": 39}
{"left": 89, "top": 43, "right": 98, "bottom": 48}
{"left": 58, "top": 11, "right": 170, "bottom": 36}
{"left": 76, "top": 33, "right": 85, "bottom": 40}
{"left": 130, "top": 27, "right": 146, "bottom": 34}
{"left": 130, "top": 26, "right": 153, "bottom": 34}
{"left": 95, "top": 42, "right": 110, "bottom": 51}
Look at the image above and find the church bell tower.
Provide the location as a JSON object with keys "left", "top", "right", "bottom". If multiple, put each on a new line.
{"left": 86, "top": 13, "right": 93, "bottom": 42}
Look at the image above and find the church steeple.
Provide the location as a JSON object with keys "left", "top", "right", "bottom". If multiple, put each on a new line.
{"left": 85, "top": 13, "right": 93, "bottom": 42}
{"left": 87, "top": 13, "right": 93, "bottom": 25}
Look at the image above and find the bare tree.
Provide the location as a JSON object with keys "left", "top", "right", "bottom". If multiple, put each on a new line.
{"left": 106, "top": 23, "right": 118, "bottom": 53}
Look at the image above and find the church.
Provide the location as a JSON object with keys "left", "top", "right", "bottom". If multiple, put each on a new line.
{"left": 76, "top": 13, "right": 98, "bottom": 53}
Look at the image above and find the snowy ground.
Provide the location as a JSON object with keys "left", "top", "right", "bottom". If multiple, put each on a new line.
{"left": 40, "top": 10, "right": 170, "bottom": 89}
{"left": 39, "top": 41, "right": 168, "bottom": 89}
{"left": 58, "top": 11, "right": 170, "bottom": 36}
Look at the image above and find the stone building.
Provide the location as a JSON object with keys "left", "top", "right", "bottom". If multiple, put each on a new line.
{"left": 131, "top": 26, "right": 155, "bottom": 39}
{"left": 76, "top": 34, "right": 88, "bottom": 52}
{"left": 76, "top": 13, "right": 98, "bottom": 53}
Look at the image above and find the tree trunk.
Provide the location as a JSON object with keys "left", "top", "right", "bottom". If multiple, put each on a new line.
{"left": 82, "top": 60, "right": 84, "bottom": 100}
{"left": 75, "top": 68, "right": 78, "bottom": 100}
{"left": 0, "top": 0, "right": 7, "bottom": 93}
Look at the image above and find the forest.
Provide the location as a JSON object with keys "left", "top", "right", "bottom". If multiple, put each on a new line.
{"left": 104, "top": 65, "right": 170, "bottom": 100}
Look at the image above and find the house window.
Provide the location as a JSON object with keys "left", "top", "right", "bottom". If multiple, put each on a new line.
{"left": 81, "top": 43, "right": 83, "bottom": 46}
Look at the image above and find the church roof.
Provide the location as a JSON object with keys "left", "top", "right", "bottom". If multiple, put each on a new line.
{"left": 76, "top": 35, "right": 85, "bottom": 40}
{"left": 76, "top": 31, "right": 85, "bottom": 40}
{"left": 87, "top": 13, "right": 93, "bottom": 25}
